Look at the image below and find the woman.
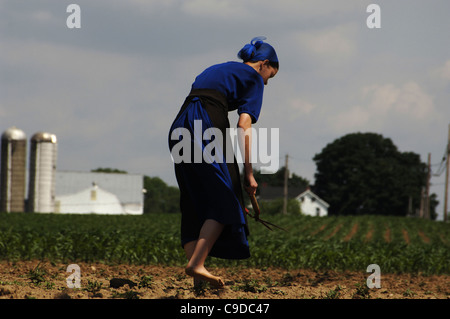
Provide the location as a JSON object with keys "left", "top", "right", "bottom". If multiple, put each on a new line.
{"left": 168, "top": 37, "right": 278, "bottom": 287}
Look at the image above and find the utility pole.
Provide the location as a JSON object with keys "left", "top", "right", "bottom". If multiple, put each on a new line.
{"left": 419, "top": 187, "right": 425, "bottom": 218}
{"left": 444, "top": 124, "right": 450, "bottom": 222}
{"left": 282, "top": 154, "right": 289, "bottom": 215}
{"left": 425, "top": 153, "right": 431, "bottom": 219}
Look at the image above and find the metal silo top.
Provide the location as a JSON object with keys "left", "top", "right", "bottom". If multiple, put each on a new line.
{"left": 2, "top": 127, "right": 26, "bottom": 141}
{"left": 31, "top": 132, "right": 57, "bottom": 143}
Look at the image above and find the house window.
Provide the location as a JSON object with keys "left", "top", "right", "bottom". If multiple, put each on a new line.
{"left": 316, "top": 207, "right": 320, "bottom": 216}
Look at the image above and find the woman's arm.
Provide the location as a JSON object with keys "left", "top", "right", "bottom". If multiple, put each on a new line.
{"left": 237, "top": 113, "right": 258, "bottom": 195}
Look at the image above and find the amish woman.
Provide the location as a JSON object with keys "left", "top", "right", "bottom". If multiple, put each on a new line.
{"left": 168, "top": 37, "right": 278, "bottom": 287}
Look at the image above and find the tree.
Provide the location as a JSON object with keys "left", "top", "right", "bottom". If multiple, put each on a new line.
{"left": 313, "top": 132, "right": 431, "bottom": 216}
{"left": 429, "top": 194, "right": 439, "bottom": 220}
{"left": 250, "top": 166, "right": 309, "bottom": 197}
{"left": 250, "top": 167, "right": 309, "bottom": 215}
{"left": 91, "top": 167, "right": 127, "bottom": 174}
{"left": 143, "top": 176, "right": 180, "bottom": 214}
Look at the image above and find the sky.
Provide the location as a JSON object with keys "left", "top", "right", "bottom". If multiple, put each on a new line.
{"left": 1, "top": 0, "right": 449, "bottom": 220}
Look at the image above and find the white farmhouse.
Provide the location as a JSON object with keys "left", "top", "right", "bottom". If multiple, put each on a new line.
{"left": 295, "top": 188, "right": 329, "bottom": 217}
{"left": 258, "top": 184, "right": 330, "bottom": 217}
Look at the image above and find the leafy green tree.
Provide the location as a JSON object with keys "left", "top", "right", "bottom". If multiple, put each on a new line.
{"left": 313, "top": 132, "right": 432, "bottom": 217}
{"left": 143, "top": 176, "right": 180, "bottom": 214}
{"left": 91, "top": 167, "right": 128, "bottom": 174}
{"left": 252, "top": 166, "right": 310, "bottom": 195}
{"left": 429, "top": 193, "right": 439, "bottom": 220}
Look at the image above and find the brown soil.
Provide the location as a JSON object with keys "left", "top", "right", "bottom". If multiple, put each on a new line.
{"left": 364, "top": 226, "right": 374, "bottom": 242}
{"left": 418, "top": 230, "right": 431, "bottom": 244}
{"left": 324, "top": 224, "right": 343, "bottom": 240}
{"left": 310, "top": 224, "right": 327, "bottom": 236}
{"left": 384, "top": 227, "right": 391, "bottom": 243}
{"left": 402, "top": 229, "right": 410, "bottom": 244}
{"left": 343, "top": 223, "right": 359, "bottom": 242}
{"left": 0, "top": 260, "right": 448, "bottom": 300}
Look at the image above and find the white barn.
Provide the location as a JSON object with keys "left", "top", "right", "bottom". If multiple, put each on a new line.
{"left": 295, "top": 188, "right": 329, "bottom": 217}
{"left": 54, "top": 171, "right": 144, "bottom": 215}
{"left": 55, "top": 184, "right": 125, "bottom": 215}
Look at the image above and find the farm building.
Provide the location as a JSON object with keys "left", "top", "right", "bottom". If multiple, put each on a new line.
{"left": 0, "top": 127, "right": 27, "bottom": 212}
{"left": 259, "top": 184, "right": 329, "bottom": 216}
{"left": 295, "top": 188, "right": 329, "bottom": 217}
{"left": 54, "top": 171, "right": 144, "bottom": 215}
{"left": 28, "top": 132, "right": 58, "bottom": 213}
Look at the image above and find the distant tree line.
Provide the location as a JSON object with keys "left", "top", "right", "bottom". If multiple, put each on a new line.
{"left": 92, "top": 168, "right": 128, "bottom": 174}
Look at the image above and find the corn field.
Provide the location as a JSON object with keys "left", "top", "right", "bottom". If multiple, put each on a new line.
{"left": 0, "top": 213, "right": 448, "bottom": 275}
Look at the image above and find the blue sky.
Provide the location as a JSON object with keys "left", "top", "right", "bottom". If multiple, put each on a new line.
{"left": 1, "top": 0, "right": 449, "bottom": 219}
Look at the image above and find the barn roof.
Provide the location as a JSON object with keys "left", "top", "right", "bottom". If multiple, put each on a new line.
{"left": 55, "top": 170, "right": 143, "bottom": 204}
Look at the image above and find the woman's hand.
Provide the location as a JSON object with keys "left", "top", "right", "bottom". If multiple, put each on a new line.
{"left": 244, "top": 173, "right": 258, "bottom": 196}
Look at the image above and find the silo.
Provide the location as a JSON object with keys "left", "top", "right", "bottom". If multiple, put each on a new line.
{"left": 28, "top": 132, "right": 57, "bottom": 213}
{"left": 0, "top": 127, "right": 27, "bottom": 212}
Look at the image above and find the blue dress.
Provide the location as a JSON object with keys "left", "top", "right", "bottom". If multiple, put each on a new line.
{"left": 168, "top": 61, "right": 264, "bottom": 259}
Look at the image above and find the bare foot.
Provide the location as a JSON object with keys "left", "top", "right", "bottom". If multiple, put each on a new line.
{"left": 186, "top": 266, "right": 224, "bottom": 288}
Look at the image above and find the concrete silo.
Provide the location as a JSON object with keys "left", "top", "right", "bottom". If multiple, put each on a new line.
{"left": 0, "top": 127, "right": 27, "bottom": 212}
{"left": 28, "top": 132, "right": 57, "bottom": 213}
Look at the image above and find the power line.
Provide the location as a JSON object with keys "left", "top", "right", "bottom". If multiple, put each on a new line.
{"left": 431, "top": 144, "right": 448, "bottom": 177}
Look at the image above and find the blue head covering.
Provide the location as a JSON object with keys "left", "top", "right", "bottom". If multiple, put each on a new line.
{"left": 237, "top": 36, "right": 278, "bottom": 66}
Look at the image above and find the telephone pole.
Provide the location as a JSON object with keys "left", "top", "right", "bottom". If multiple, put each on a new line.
{"left": 283, "top": 154, "right": 289, "bottom": 215}
{"left": 425, "top": 153, "right": 431, "bottom": 219}
{"left": 444, "top": 124, "right": 450, "bottom": 222}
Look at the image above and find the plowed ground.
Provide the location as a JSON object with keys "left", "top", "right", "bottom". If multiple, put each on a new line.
{"left": 0, "top": 260, "right": 448, "bottom": 300}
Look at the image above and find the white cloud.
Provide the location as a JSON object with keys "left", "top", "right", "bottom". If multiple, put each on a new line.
{"left": 331, "top": 106, "right": 371, "bottom": 132}
{"left": 437, "top": 60, "right": 450, "bottom": 81}
{"left": 330, "top": 81, "right": 435, "bottom": 134}
{"left": 181, "top": 0, "right": 249, "bottom": 19}
{"left": 119, "top": 0, "right": 366, "bottom": 24}
{"left": 197, "top": 0, "right": 364, "bottom": 21}
{"left": 282, "top": 23, "right": 358, "bottom": 70}
{"left": 31, "top": 10, "right": 54, "bottom": 22}
{"left": 363, "top": 82, "right": 434, "bottom": 119}
{"left": 287, "top": 98, "right": 316, "bottom": 120}
{"left": 111, "top": 0, "right": 178, "bottom": 11}
{"left": 302, "top": 25, "right": 356, "bottom": 57}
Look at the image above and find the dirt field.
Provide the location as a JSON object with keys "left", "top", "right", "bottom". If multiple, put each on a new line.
{"left": 0, "top": 260, "right": 448, "bottom": 300}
